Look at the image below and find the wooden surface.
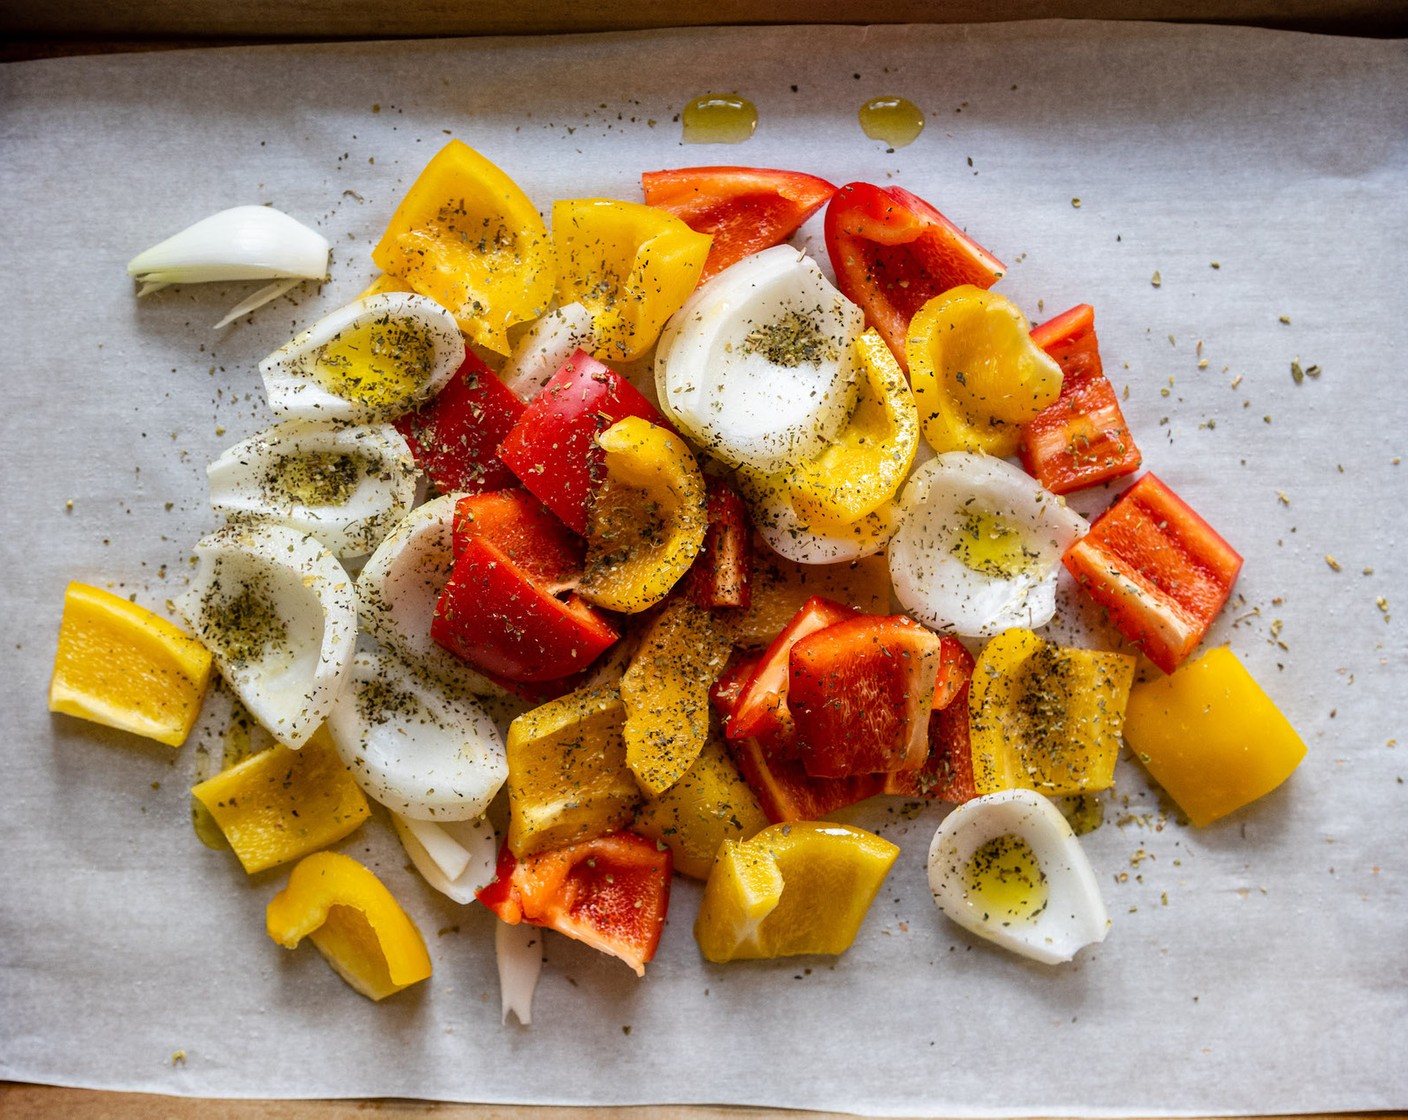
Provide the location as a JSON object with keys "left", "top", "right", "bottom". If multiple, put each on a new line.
{"left": 3, "top": 1087, "right": 1402, "bottom": 1120}
{"left": 0, "top": 0, "right": 1403, "bottom": 58}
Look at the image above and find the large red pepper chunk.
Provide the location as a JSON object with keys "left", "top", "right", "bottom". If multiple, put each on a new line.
{"left": 787, "top": 614, "right": 944, "bottom": 778}
{"left": 1063, "top": 473, "right": 1243, "bottom": 674}
{"left": 641, "top": 166, "right": 837, "bottom": 283}
{"left": 497, "top": 349, "right": 668, "bottom": 535}
{"left": 712, "top": 652, "right": 881, "bottom": 823}
{"left": 1018, "top": 304, "right": 1141, "bottom": 494}
{"left": 725, "top": 596, "right": 857, "bottom": 754}
{"left": 824, "top": 182, "right": 1005, "bottom": 372}
{"left": 394, "top": 348, "right": 526, "bottom": 494}
{"left": 432, "top": 506, "right": 618, "bottom": 683}
{"left": 477, "top": 832, "right": 672, "bottom": 977}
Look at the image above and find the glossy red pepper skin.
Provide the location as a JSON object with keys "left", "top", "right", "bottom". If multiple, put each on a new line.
{"left": 1019, "top": 304, "right": 1141, "bottom": 495}
{"left": 787, "top": 614, "right": 943, "bottom": 778}
{"left": 641, "top": 166, "right": 837, "bottom": 283}
{"left": 394, "top": 349, "right": 526, "bottom": 494}
{"left": 497, "top": 350, "right": 667, "bottom": 535}
{"left": 477, "top": 832, "right": 671, "bottom": 977}
{"left": 684, "top": 477, "right": 753, "bottom": 610}
{"left": 432, "top": 535, "right": 618, "bottom": 683}
{"left": 882, "top": 679, "right": 977, "bottom": 803}
{"left": 452, "top": 490, "right": 582, "bottom": 589}
{"left": 824, "top": 182, "right": 1005, "bottom": 372}
{"left": 712, "top": 653, "right": 881, "bottom": 823}
{"left": 1063, "top": 473, "right": 1243, "bottom": 674}
{"left": 928, "top": 635, "right": 976, "bottom": 713}
{"left": 725, "top": 596, "right": 856, "bottom": 754}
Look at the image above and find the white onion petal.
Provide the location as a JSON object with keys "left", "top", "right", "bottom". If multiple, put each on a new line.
{"left": 655, "top": 246, "right": 863, "bottom": 471}
{"left": 889, "top": 453, "right": 1087, "bottom": 636}
{"left": 927, "top": 789, "right": 1108, "bottom": 965}
{"left": 499, "top": 302, "right": 595, "bottom": 401}
{"left": 326, "top": 647, "right": 507, "bottom": 821}
{"left": 259, "top": 292, "right": 464, "bottom": 422}
{"left": 173, "top": 523, "right": 356, "bottom": 749}
{"left": 496, "top": 919, "right": 544, "bottom": 1026}
{"left": 391, "top": 813, "right": 499, "bottom": 905}
{"left": 207, "top": 419, "right": 417, "bottom": 559}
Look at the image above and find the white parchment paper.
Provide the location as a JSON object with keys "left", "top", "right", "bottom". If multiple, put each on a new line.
{"left": 1, "top": 20, "right": 1405, "bottom": 1116}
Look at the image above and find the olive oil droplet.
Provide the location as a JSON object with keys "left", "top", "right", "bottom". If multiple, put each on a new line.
{"left": 858, "top": 96, "right": 925, "bottom": 149}
{"left": 682, "top": 95, "right": 758, "bottom": 144}
{"left": 963, "top": 833, "right": 1049, "bottom": 923}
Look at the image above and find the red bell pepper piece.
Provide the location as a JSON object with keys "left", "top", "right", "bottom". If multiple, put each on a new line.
{"left": 432, "top": 535, "right": 618, "bottom": 683}
{"left": 824, "top": 182, "right": 1005, "bottom": 372}
{"left": 641, "top": 165, "right": 837, "bottom": 283}
{"left": 451, "top": 490, "right": 582, "bottom": 588}
{"left": 725, "top": 595, "right": 856, "bottom": 753}
{"left": 1018, "top": 304, "right": 1141, "bottom": 494}
{"left": 787, "top": 614, "right": 944, "bottom": 778}
{"left": 928, "top": 634, "right": 976, "bottom": 713}
{"left": 497, "top": 350, "right": 668, "bottom": 535}
{"left": 882, "top": 679, "right": 977, "bottom": 803}
{"left": 883, "top": 637, "right": 976, "bottom": 801}
{"left": 477, "top": 832, "right": 671, "bottom": 977}
{"left": 684, "top": 477, "right": 753, "bottom": 610}
{"left": 1063, "top": 473, "right": 1243, "bottom": 674}
{"left": 712, "top": 651, "right": 882, "bottom": 823}
{"left": 394, "top": 348, "right": 526, "bottom": 494}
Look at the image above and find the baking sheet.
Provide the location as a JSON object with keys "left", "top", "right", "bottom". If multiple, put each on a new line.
{"left": 1, "top": 20, "right": 1405, "bottom": 1116}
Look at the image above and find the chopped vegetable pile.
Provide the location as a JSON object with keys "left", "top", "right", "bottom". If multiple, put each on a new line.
{"left": 51, "top": 142, "right": 1307, "bottom": 1012}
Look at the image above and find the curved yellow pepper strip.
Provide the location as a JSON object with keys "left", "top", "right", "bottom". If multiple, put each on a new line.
{"left": 49, "top": 581, "right": 213, "bottom": 748}
{"left": 1123, "top": 647, "right": 1306, "bottom": 827}
{"left": 266, "top": 850, "right": 432, "bottom": 1001}
{"left": 786, "top": 328, "right": 919, "bottom": 523}
{"left": 190, "top": 727, "right": 371, "bottom": 874}
{"left": 553, "top": 198, "right": 711, "bottom": 362}
{"left": 969, "top": 628, "right": 1135, "bottom": 796}
{"left": 372, "top": 139, "right": 556, "bottom": 354}
{"left": 908, "top": 285, "right": 1063, "bottom": 457}
{"left": 579, "top": 416, "right": 708, "bottom": 613}
{"left": 620, "top": 599, "right": 733, "bottom": 797}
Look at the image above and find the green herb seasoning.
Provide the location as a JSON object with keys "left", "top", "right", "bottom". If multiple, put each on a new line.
{"left": 740, "top": 310, "right": 838, "bottom": 368}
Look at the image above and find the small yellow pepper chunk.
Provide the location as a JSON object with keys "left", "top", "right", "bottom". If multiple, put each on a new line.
{"left": 190, "top": 727, "right": 371, "bottom": 873}
{"left": 553, "top": 198, "right": 711, "bottom": 362}
{"left": 372, "top": 139, "right": 556, "bottom": 354}
{"left": 620, "top": 600, "right": 733, "bottom": 796}
{"left": 506, "top": 686, "right": 642, "bottom": 858}
{"left": 694, "top": 822, "right": 899, "bottom": 962}
{"left": 970, "top": 628, "right": 1136, "bottom": 796}
{"left": 266, "top": 850, "right": 431, "bottom": 1001}
{"left": 908, "top": 286, "right": 1063, "bottom": 457}
{"left": 786, "top": 329, "right": 920, "bottom": 524}
{"left": 580, "top": 416, "right": 708, "bottom": 614}
{"left": 633, "top": 734, "right": 769, "bottom": 879}
{"left": 49, "top": 581, "right": 213, "bottom": 748}
{"left": 1123, "top": 647, "right": 1306, "bottom": 826}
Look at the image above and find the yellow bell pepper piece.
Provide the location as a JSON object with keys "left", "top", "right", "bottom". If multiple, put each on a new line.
{"left": 579, "top": 416, "right": 708, "bottom": 613}
{"left": 190, "top": 727, "right": 371, "bottom": 874}
{"left": 908, "top": 285, "right": 1063, "bottom": 457}
{"left": 786, "top": 329, "right": 920, "bottom": 523}
{"left": 633, "top": 734, "right": 769, "bottom": 879}
{"left": 620, "top": 600, "right": 733, "bottom": 796}
{"left": 49, "top": 581, "right": 213, "bottom": 748}
{"left": 266, "top": 850, "right": 431, "bottom": 1001}
{"left": 356, "top": 272, "right": 414, "bottom": 300}
{"left": 1123, "top": 647, "right": 1306, "bottom": 827}
{"left": 553, "top": 198, "right": 711, "bottom": 362}
{"left": 694, "top": 822, "right": 899, "bottom": 962}
{"left": 371, "top": 139, "right": 555, "bottom": 354}
{"left": 506, "top": 685, "right": 642, "bottom": 858}
{"left": 970, "top": 628, "right": 1136, "bottom": 796}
